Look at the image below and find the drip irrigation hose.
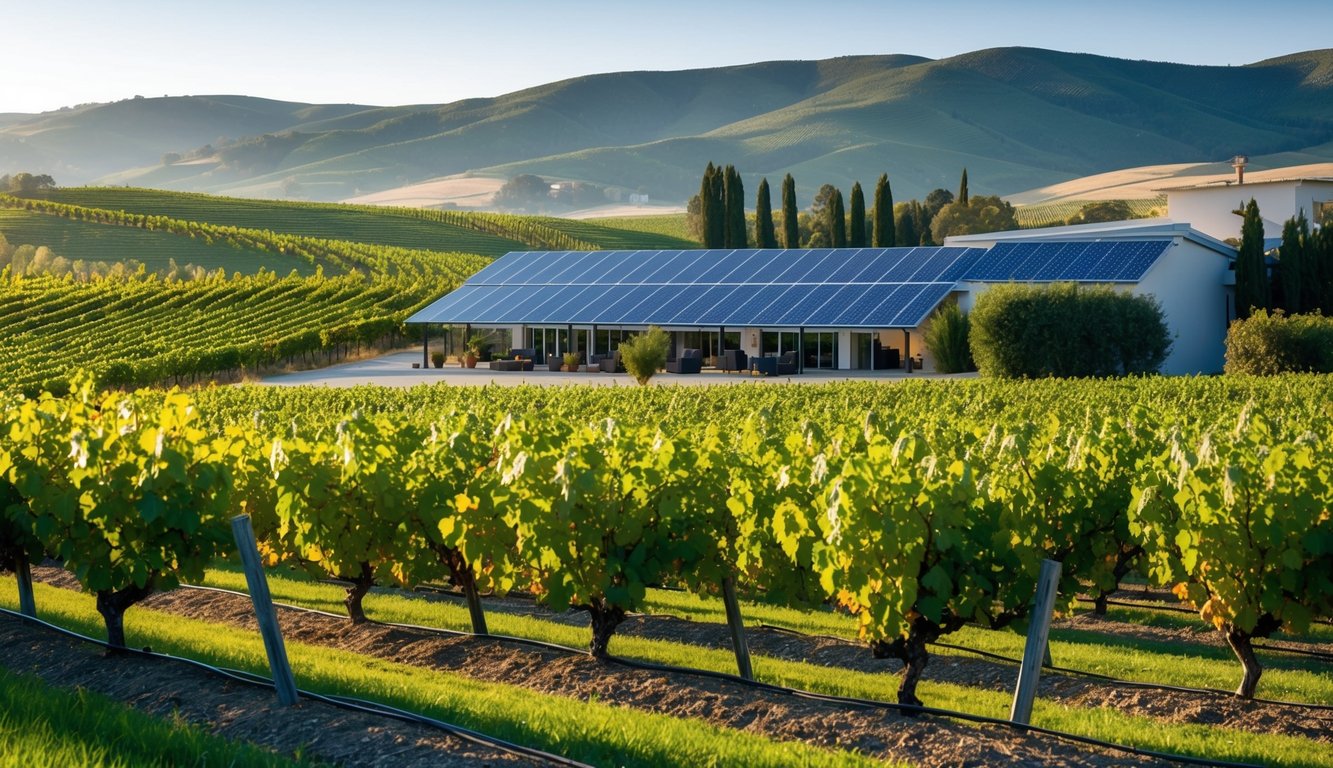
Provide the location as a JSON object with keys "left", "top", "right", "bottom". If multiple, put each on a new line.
{"left": 0, "top": 606, "right": 592, "bottom": 768}
{"left": 1080, "top": 596, "right": 1333, "bottom": 629}
{"left": 175, "top": 583, "right": 1278, "bottom": 767}
{"left": 755, "top": 624, "right": 1333, "bottom": 713}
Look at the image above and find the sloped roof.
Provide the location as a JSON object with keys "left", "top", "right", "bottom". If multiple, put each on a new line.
{"left": 945, "top": 218, "right": 1237, "bottom": 259}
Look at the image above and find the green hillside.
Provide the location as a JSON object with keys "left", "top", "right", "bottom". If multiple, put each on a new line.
{"left": 43, "top": 188, "right": 528, "bottom": 257}
{"left": 39, "top": 187, "right": 696, "bottom": 253}
{"left": 0, "top": 207, "right": 313, "bottom": 274}
{"left": 6, "top": 48, "right": 1328, "bottom": 206}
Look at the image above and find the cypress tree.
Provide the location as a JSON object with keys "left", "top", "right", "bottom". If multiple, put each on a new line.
{"left": 1235, "top": 199, "right": 1268, "bottom": 318}
{"left": 829, "top": 189, "right": 847, "bottom": 248}
{"left": 848, "top": 182, "right": 866, "bottom": 248}
{"left": 1297, "top": 211, "right": 1320, "bottom": 312}
{"left": 894, "top": 204, "right": 916, "bottom": 248}
{"left": 698, "top": 165, "right": 719, "bottom": 249}
{"left": 1317, "top": 220, "right": 1333, "bottom": 313}
{"left": 755, "top": 178, "right": 777, "bottom": 248}
{"left": 913, "top": 201, "right": 933, "bottom": 246}
{"left": 1278, "top": 213, "right": 1305, "bottom": 313}
{"left": 958, "top": 168, "right": 969, "bottom": 206}
{"left": 707, "top": 165, "right": 725, "bottom": 248}
{"left": 781, "top": 174, "right": 799, "bottom": 249}
{"left": 872, "top": 173, "right": 894, "bottom": 247}
{"left": 699, "top": 163, "right": 717, "bottom": 248}
{"left": 723, "top": 165, "right": 747, "bottom": 248}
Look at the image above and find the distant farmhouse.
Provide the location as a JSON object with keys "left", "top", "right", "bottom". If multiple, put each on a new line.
{"left": 410, "top": 168, "right": 1333, "bottom": 376}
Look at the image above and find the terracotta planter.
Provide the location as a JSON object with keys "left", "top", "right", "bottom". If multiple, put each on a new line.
{"left": 463, "top": 355, "right": 478, "bottom": 369}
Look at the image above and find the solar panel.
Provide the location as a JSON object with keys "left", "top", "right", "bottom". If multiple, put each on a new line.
{"left": 822, "top": 249, "right": 877, "bottom": 283}
{"left": 772, "top": 284, "right": 845, "bottom": 326}
{"left": 962, "top": 241, "right": 1170, "bottom": 283}
{"left": 859, "top": 284, "right": 923, "bottom": 327}
{"left": 411, "top": 241, "right": 1171, "bottom": 331}
{"left": 892, "top": 284, "right": 957, "bottom": 327}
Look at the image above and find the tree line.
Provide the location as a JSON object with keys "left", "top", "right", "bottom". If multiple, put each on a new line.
{"left": 1234, "top": 200, "right": 1333, "bottom": 318}
{"left": 688, "top": 164, "right": 1019, "bottom": 249}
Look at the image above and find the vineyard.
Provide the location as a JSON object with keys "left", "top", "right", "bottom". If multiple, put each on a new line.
{"left": 2, "top": 376, "right": 1331, "bottom": 766}
{"left": 36, "top": 187, "right": 696, "bottom": 253}
{"left": 1014, "top": 197, "right": 1166, "bottom": 228}
{"left": 0, "top": 189, "right": 708, "bottom": 393}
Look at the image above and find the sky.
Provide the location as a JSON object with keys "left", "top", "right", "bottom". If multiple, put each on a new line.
{"left": 3, "top": 0, "right": 1328, "bottom": 114}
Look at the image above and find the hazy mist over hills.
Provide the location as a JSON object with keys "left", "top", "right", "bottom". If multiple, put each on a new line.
{"left": 3, "top": 47, "right": 1331, "bottom": 206}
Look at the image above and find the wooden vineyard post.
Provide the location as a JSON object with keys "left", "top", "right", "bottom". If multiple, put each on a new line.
{"left": 15, "top": 552, "right": 36, "bottom": 618}
{"left": 231, "top": 515, "right": 300, "bottom": 706}
{"left": 1010, "top": 558, "right": 1061, "bottom": 726}
{"left": 720, "top": 575, "right": 754, "bottom": 680}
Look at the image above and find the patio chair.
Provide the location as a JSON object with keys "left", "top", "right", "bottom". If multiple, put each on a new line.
{"left": 667, "top": 348, "right": 703, "bottom": 374}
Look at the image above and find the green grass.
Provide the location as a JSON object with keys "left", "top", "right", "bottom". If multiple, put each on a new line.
{"left": 41, "top": 188, "right": 528, "bottom": 258}
{"left": 0, "top": 665, "right": 308, "bottom": 768}
{"left": 0, "top": 208, "right": 312, "bottom": 275}
{"left": 544, "top": 215, "right": 697, "bottom": 249}
{"left": 174, "top": 567, "right": 1333, "bottom": 768}
{"left": 582, "top": 214, "right": 696, "bottom": 245}
{"left": 631, "top": 587, "right": 1333, "bottom": 706}
{"left": 4, "top": 581, "right": 899, "bottom": 768}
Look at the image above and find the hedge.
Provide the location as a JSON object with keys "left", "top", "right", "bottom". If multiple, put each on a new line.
{"left": 1224, "top": 310, "right": 1333, "bottom": 374}
{"left": 969, "top": 283, "right": 1170, "bottom": 378}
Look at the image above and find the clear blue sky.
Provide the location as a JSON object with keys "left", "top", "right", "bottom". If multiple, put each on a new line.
{"left": 4, "top": 0, "right": 1327, "bottom": 114}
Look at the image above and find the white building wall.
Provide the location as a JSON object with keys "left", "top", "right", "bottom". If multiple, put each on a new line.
{"left": 1167, "top": 180, "right": 1333, "bottom": 242}
{"left": 1132, "top": 240, "right": 1230, "bottom": 375}
{"left": 954, "top": 239, "right": 1229, "bottom": 375}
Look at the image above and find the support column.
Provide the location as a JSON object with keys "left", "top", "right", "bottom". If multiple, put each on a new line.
{"left": 903, "top": 328, "right": 912, "bottom": 373}
{"left": 422, "top": 324, "right": 429, "bottom": 368}
{"left": 798, "top": 327, "right": 805, "bottom": 374}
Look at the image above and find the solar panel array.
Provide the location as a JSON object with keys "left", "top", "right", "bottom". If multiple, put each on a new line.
{"left": 962, "top": 240, "right": 1170, "bottom": 283}
{"left": 409, "top": 240, "right": 1173, "bottom": 328}
{"left": 410, "top": 247, "right": 986, "bottom": 329}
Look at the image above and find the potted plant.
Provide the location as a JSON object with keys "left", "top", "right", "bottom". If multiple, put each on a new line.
{"left": 563, "top": 351, "right": 581, "bottom": 372}
{"left": 461, "top": 333, "right": 492, "bottom": 369}
{"left": 431, "top": 351, "right": 446, "bottom": 369}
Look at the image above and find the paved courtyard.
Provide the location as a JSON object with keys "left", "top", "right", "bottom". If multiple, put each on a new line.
{"left": 259, "top": 351, "right": 971, "bottom": 388}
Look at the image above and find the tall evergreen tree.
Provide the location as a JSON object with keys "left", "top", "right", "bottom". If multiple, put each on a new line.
{"left": 848, "top": 182, "right": 866, "bottom": 248}
{"left": 723, "top": 165, "right": 747, "bottom": 248}
{"left": 958, "top": 168, "right": 969, "bottom": 206}
{"left": 894, "top": 204, "right": 917, "bottom": 248}
{"left": 781, "top": 174, "right": 798, "bottom": 249}
{"left": 913, "top": 201, "right": 934, "bottom": 246}
{"left": 1278, "top": 213, "right": 1306, "bottom": 313}
{"left": 754, "top": 177, "right": 777, "bottom": 248}
{"left": 872, "top": 173, "right": 894, "bottom": 247}
{"left": 829, "top": 189, "right": 847, "bottom": 248}
{"left": 698, "top": 163, "right": 716, "bottom": 247}
{"left": 707, "top": 165, "right": 726, "bottom": 248}
{"left": 1235, "top": 199, "right": 1269, "bottom": 318}
{"left": 1318, "top": 221, "right": 1333, "bottom": 313}
{"left": 1297, "top": 211, "right": 1320, "bottom": 312}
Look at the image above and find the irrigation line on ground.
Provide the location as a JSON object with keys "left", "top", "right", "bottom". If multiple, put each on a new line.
{"left": 1078, "top": 596, "right": 1333, "bottom": 630}
{"left": 177, "top": 583, "right": 1271, "bottom": 768}
{"left": 752, "top": 624, "right": 1333, "bottom": 713}
{"left": 0, "top": 606, "right": 593, "bottom": 768}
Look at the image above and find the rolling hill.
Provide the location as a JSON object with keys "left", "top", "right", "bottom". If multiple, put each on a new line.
{"left": 3, "top": 48, "right": 1331, "bottom": 206}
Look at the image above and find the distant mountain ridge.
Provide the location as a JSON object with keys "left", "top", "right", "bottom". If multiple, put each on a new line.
{"left": 2, "top": 47, "right": 1331, "bottom": 205}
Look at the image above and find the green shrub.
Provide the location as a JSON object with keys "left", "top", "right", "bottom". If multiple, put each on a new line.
{"left": 969, "top": 283, "right": 1170, "bottom": 378}
{"left": 619, "top": 326, "right": 670, "bottom": 385}
{"left": 922, "top": 302, "right": 974, "bottom": 373}
{"left": 1224, "top": 310, "right": 1333, "bottom": 374}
